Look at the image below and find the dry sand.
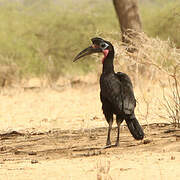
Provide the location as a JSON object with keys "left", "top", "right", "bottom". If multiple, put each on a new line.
{"left": 0, "top": 81, "right": 180, "bottom": 180}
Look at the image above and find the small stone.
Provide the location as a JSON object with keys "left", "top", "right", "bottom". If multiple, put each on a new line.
{"left": 14, "top": 150, "right": 21, "bottom": 155}
{"left": 89, "top": 135, "right": 96, "bottom": 140}
{"left": 143, "top": 139, "right": 151, "bottom": 144}
{"left": 28, "top": 151, "right": 37, "bottom": 155}
{"left": 0, "top": 146, "right": 6, "bottom": 151}
{"left": 162, "top": 149, "right": 166, "bottom": 153}
{"left": 31, "top": 159, "right": 38, "bottom": 164}
{"left": 171, "top": 156, "right": 175, "bottom": 160}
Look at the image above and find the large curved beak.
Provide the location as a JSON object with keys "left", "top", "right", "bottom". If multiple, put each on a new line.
{"left": 73, "top": 46, "right": 102, "bottom": 62}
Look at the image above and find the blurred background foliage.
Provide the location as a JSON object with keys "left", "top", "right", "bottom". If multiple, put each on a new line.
{"left": 0, "top": 0, "right": 179, "bottom": 79}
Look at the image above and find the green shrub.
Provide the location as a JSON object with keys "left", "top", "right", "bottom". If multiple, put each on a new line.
{"left": 140, "top": 0, "right": 180, "bottom": 46}
{"left": 0, "top": 0, "right": 118, "bottom": 79}
{"left": 0, "top": 0, "right": 179, "bottom": 80}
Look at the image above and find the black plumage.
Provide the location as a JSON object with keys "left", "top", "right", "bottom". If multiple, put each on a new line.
{"left": 74, "top": 37, "right": 144, "bottom": 147}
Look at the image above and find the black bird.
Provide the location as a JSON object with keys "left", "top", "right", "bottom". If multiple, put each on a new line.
{"left": 73, "top": 37, "right": 144, "bottom": 147}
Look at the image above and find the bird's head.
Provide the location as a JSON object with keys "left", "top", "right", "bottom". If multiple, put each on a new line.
{"left": 73, "top": 37, "right": 113, "bottom": 63}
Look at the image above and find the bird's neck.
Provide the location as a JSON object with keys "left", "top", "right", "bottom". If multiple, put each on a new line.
{"left": 102, "top": 50, "right": 115, "bottom": 74}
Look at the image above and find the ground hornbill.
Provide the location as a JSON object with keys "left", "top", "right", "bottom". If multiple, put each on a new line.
{"left": 73, "top": 37, "right": 144, "bottom": 147}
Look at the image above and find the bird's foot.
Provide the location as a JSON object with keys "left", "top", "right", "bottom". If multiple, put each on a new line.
{"left": 115, "top": 142, "right": 120, "bottom": 147}
{"left": 106, "top": 140, "right": 111, "bottom": 146}
{"left": 103, "top": 145, "right": 112, "bottom": 149}
{"left": 103, "top": 141, "right": 112, "bottom": 149}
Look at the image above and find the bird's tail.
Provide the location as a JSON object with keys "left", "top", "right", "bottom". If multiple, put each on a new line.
{"left": 125, "top": 117, "right": 144, "bottom": 140}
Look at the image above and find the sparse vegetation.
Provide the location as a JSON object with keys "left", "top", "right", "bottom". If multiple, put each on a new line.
{"left": 0, "top": 0, "right": 179, "bottom": 126}
{"left": 0, "top": 1, "right": 180, "bottom": 179}
{"left": 162, "top": 66, "right": 180, "bottom": 127}
{"left": 140, "top": 0, "right": 180, "bottom": 46}
{"left": 0, "top": 0, "right": 118, "bottom": 80}
{"left": 97, "top": 160, "right": 112, "bottom": 180}
{"left": 0, "top": 0, "right": 179, "bottom": 82}
{"left": 112, "top": 30, "right": 180, "bottom": 127}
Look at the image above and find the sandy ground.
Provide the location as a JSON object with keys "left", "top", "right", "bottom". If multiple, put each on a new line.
{"left": 0, "top": 81, "right": 180, "bottom": 180}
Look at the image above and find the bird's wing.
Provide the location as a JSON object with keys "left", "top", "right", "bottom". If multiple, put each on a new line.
{"left": 100, "top": 72, "right": 136, "bottom": 115}
{"left": 115, "top": 72, "right": 136, "bottom": 114}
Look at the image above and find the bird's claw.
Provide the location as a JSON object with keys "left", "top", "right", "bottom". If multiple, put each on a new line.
{"left": 103, "top": 145, "right": 112, "bottom": 149}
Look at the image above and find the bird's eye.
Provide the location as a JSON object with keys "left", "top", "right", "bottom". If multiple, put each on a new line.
{"left": 100, "top": 42, "right": 109, "bottom": 50}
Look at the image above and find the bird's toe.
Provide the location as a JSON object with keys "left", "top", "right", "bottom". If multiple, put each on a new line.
{"left": 115, "top": 142, "right": 120, "bottom": 147}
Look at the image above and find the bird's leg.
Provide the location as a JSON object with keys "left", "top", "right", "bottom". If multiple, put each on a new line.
{"left": 115, "top": 116, "right": 124, "bottom": 147}
{"left": 115, "top": 123, "right": 120, "bottom": 147}
{"left": 104, "top": 113, "right": 113, "bottom": 147}
{"left": 106, "top": 120, "right": 113, "bottom": 147}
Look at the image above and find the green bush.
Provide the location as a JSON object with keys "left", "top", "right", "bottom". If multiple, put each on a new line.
{"left": 0, "top": 0, "right": 179, "bottom": 80}
{"left": 140, "top": 0, "right": 180, "bottom": 46}
{"left": 0, "top": 0, "right": 118, "bottom": 79}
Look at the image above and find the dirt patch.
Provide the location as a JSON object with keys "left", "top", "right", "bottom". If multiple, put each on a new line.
{"left": 0, "top": 123, "right": 180, "bottom": 160}
{"left": 0, "top": 85, "right": 180, "bottom": 179}
{"left": 0, "top": 124, "right": 180, "bottom": 179}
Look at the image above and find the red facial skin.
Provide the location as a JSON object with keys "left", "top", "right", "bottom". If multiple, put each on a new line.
{"left": 102, "top": 49, "right": 109, "bottom": 64}
{"left": 92, "top": 45, "right": 109, "bottom": 63}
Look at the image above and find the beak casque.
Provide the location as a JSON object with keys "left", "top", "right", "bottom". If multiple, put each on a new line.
{"left": 73, "top": 46, "right": 102, "bottom": 62}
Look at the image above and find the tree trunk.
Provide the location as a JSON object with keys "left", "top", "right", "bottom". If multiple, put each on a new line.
{"left": 113, "top": 0, "right": 142, "bottom": 43}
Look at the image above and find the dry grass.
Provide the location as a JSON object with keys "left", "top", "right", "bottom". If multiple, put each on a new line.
{"left": 97, "top": 160, "right": 112, "bottom": 180}
{"left": 161, "top": 67, "right": 180, "bottom": 127}
{"left": 0, "top": 32, "right": 179, "bottom": 130}
{"left": 0, "top": 31, "right": 180, "bottom": 129}
{"left": 108, "top": 31, "right": 180, "bottom": 127}
{"left": 0, "top": 63, "right": 19, "bottom": 87}
{"left": 0, "top": 32, "right": 180, "bottom": 180}
{"left": 111, "top": 31, "right": 180, "bottom": 80}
